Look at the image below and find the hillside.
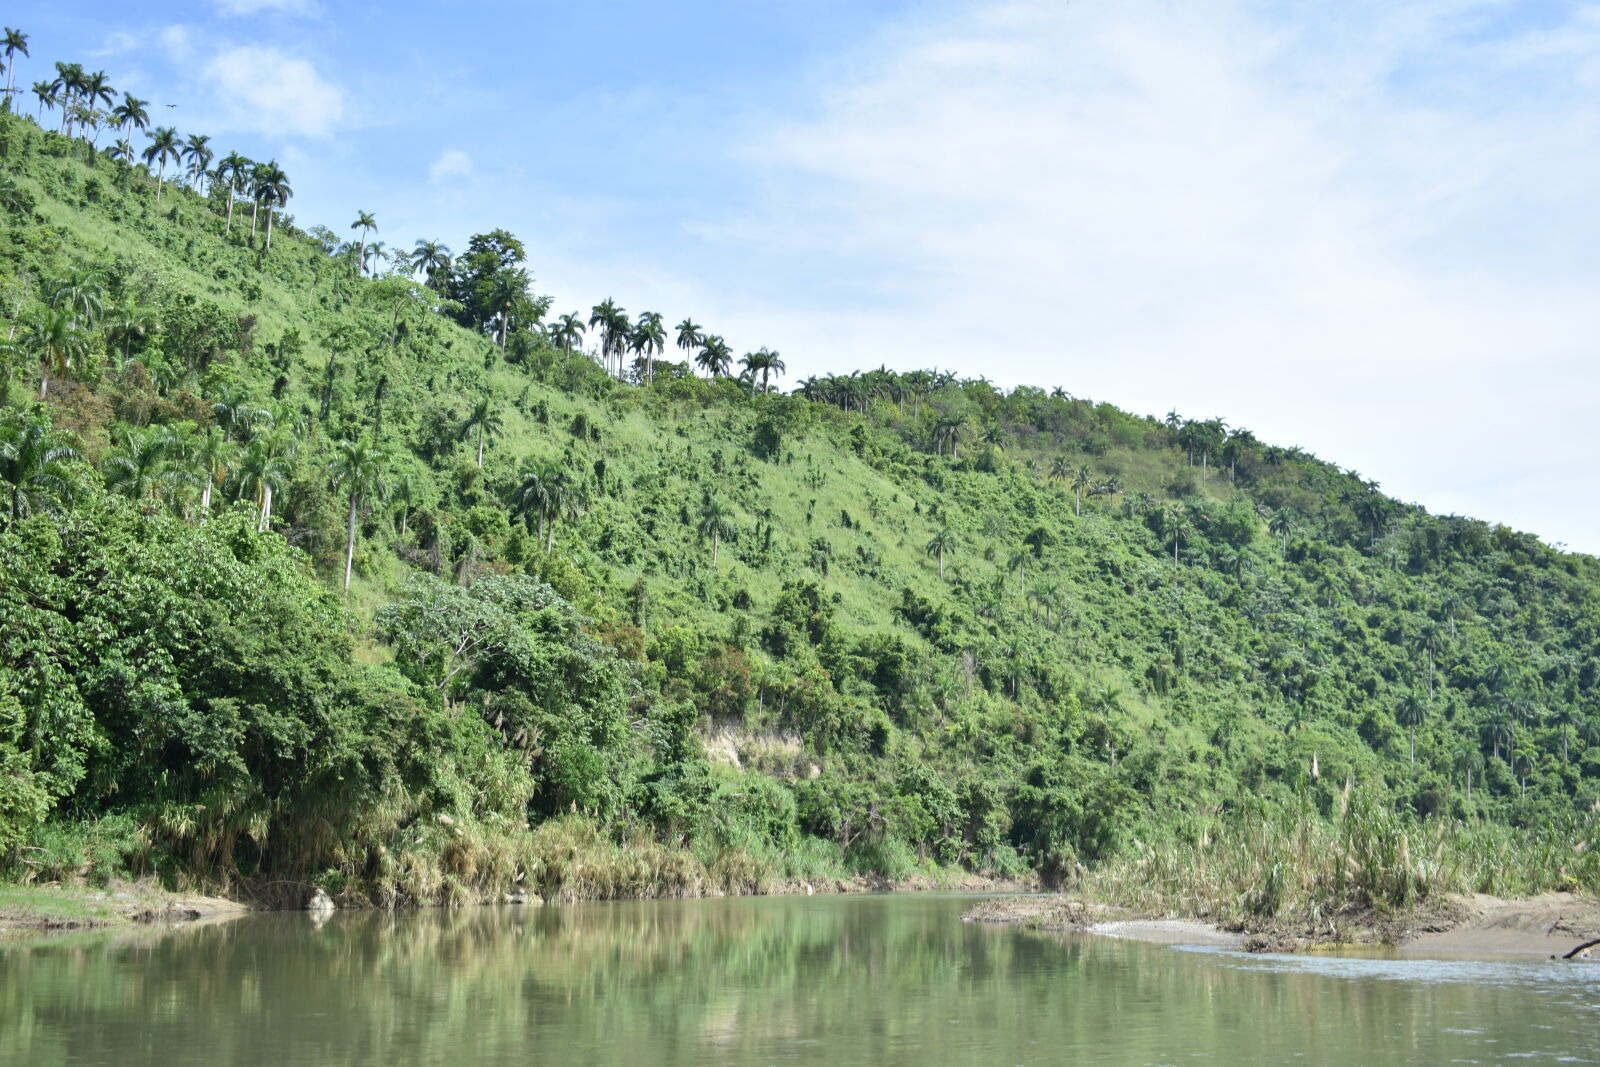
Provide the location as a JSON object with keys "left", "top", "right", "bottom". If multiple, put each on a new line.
{"left": 1, "top": 96, "right": 1597, "bottom": 912}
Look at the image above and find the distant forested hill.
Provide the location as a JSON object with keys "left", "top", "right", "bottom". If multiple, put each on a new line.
{"left": 0, "top": 68, "right": 1595, "bottom": 906}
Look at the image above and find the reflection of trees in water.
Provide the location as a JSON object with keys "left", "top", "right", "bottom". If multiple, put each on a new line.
{"left": 0, "top": 899, "right": 1583, "bottom": 1066}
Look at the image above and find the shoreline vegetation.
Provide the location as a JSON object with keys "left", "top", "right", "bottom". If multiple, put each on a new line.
{"left": 1, "top": 31, "right": 1599, "bottom": 920}
{"left": 0, "top": 858, "right": 1034, "bottom": 937}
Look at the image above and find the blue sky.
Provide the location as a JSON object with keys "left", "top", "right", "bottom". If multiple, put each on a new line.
{"left": 11, "top": 1, "right": 1600, "bottom": 552}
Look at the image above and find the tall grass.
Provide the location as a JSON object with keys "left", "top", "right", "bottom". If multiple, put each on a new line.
{"left": 1084, "top": 792, "right": 1600, "bottom": 929}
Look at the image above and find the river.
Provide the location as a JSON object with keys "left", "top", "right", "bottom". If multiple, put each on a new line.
{"left": 2, "top": 894, "right": 1597, "bottom": 1065}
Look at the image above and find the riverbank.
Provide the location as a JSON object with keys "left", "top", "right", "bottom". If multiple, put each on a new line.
{"left": 962, "top": 892, "right": 1600, "bottom": 958}
{"left": 0, "top": 867, "right": 1034, "bottom": 938}
{"left": 0, "top": 882, "right": 251, "bottom": 935}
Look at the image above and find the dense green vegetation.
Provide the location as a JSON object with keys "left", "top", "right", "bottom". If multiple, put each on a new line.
{"left": 0, "top": 37, "right": 1597, "bottom": 910}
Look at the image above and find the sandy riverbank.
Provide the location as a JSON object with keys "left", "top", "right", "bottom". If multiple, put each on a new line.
{"left": 963, "top": 892, "right": 1600, "bottom": 959}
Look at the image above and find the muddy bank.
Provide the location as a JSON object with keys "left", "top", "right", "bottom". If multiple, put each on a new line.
{"left": 1394, "top": 893, "right": 1600, "bottom": 959}
{"left": 963, "top": 892, "right": 1600, "bottom": 959}
{"left": 0, "top": 882, "right": 251, "bottom": 935}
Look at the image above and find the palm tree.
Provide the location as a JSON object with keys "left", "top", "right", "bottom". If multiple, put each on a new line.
{"left": 458, "top": 397, "right": 504, "bottom": 468}
{"left": 252, "top": 161, "right": 292, "bottom": 251}
{"left": 142, "top": 126, "right": 181, "bottom": 201}
{"left": 103, "top": 298, "right": 159, "bottom": 364}
{"left": 1452, "top": 746, "right": 1484, "bottom": 800}
{"left": 31, "top": 80, "right": 55, "bottom": 123}
{"left": 1512, "top": 741, "right": 1536, "bottom": 798}
{"left": 45, "top": 269, "right": 106, "bottom": 326}
{"left": 546, "top": 468, "right": 585, "bottom": 553}
{"left": 2, "top": 29, "right": 29, "bottom": 113}
{"left": 1031, "top": 576, "right": 1060, "bottom": 625}
{"left": 191, "top": 425, "right": 233, "bottom": 514}
{"left": 110, "top": 93, "right": 148, "bottom": 139}
{"left": 182, "top": 133, "right": 212, "bottom": 190}
{"left": 215, "top": 152, "right": 251, "bottom": 233}
{"left": 362, "top": 240, "right": 386, "bottom": 278}
{"left": 391, "top": 467, "right": 422, "bottom": 537}
{"left": 1069, "top": 465, "right": 1093, "bottom": 517}
{"left": 212, "top": 386, "right": 267, "bottom": 442}
{"left": 926, "top": 527, "right": 956, "bottom": 580}
{"left": 589, "top": 299, "right": 628, "bottom": 378}
{"left": 697, "top": 495, "right": 735, "bottom": 564}
{"left": 676, "top": 318, "right": 704, "bottom": 368}
{"left": 351, "top": 211, "right": 377, "bottom": 272}
{"left": 77, "top": 70, "right": 115, "bottom": 141}
{"left": 1266, "top": 508, "right": 1298, "bottom": 557}
{"left": 1481, "top": 707, "right": 1515, "bottom": 761}
{"left": 932, "top": 413, "right": 965, "bottom": 458}
{"left": 549, "top": 312, "right": 585, "bottom": 352}
{"left": 26, "top": 306, "right": 89, "bottom": 397}
{"left": 512, "top": 458, "right": 559, "bottom": 548}
{"left": 1006, "top": 548, "right": 1029, "bottom": 599}
{"left": 108, "top": 138, "right": 135, "bottom": 182}
{"left": 0, "top": 409, "right": 76, "bottom": 525}
{"left": 103, "top": 424, "right": 176, "bottom": 503}
{"left": 1161, "top": 503, "right": 1192, "bottom": 563}
{"left": 484, "top": 270, "right": 527, "bottom": 348}
{"left": 696, "top": 335, "right": 732, "bottom": 378}
{"left": 1395, "top": 691, "right": 1427, "bottom": 769}
{"left": 49, "top": 62, "right": 82, "bottom": 136}
{"left": 236, "top": 434, "right": 291, "bottom": 532}
{"left": 330, "top": 438, "right": 388, "bottom": 591}
{"left": 632, "top": 311, "right": 666, "bottom": 383}
{"left": 409, "top": 239, "right": 451, "bottom": 291}
{"left": 739, "top": 347, "right": 785, "bottom": 395}
{"left": 1548, "top": 705, "right": 1580, "bottom": 763}
{"left": 1578, "top": 716, "right": 1600, "bottom": 756}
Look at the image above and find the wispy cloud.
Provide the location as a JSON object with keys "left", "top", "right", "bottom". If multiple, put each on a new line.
{"left": 212, "top": 0, "right": 319, "bottom": 16}
{"left": 677, "top": 0, "right": 1600, "bottom": 548}
{"left": 200, "top": 44, "right": 345, "bottom": 138}
{"left": 428, "top": 149, "right": 473, "bottom": 184}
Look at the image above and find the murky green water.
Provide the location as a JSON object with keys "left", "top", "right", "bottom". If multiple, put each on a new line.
{"left": 2, "top": 894, "right": 1597, "bottom": 1065}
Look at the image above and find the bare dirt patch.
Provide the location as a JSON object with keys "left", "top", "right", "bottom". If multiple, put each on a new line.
{"left": 1395, "top": 893, "right": 1600, "bottom": 959}
{"left": 963, "top": 891, "right": 1600, "bottom": 959}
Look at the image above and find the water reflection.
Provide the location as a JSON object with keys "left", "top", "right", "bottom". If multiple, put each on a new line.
{"left": 1, "top": 895, "right": 1598, "bottom": 1066}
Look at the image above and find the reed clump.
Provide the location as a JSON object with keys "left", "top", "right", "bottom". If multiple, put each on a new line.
{"left": 1082, "top": 794, "right": 1600, "bottom": 928}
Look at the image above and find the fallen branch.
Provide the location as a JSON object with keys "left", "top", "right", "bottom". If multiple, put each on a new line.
{"left": 1560, "top": 938, "right": 1600, "bottom": 960}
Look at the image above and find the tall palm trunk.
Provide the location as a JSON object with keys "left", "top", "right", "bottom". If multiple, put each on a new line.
{"left": 201, "top": 473, "right": 213, "bottom": 514}
{"left": 258, "top": 482, "right": 273, "bottom": 532}
{"left": 265, "top": 207, "right": 274, "bottom": 251}
{"left": 343, "top": 494, "right": 358, "bottom": 591}
{"left": 225, "top": 185, "right": 236, "bottom": 232}
{"left": 156, "top": 161, "right": 166, "bottom": 202}
{"left": 251, "top": 200, "right": 259, "bottom": 238}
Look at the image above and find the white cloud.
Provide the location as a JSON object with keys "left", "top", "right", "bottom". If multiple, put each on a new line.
{"left": 429, "top": 149, "right": 474, "bottom": 184}
{"left": 212, "top": 0, "right": 319, "bottom": 15}
{"left": 160, "top": 25, "right": 197, "bottom": 64}
{"left": 680, "top": 0, "right": 1600, "bottom": 550}
{"left": 200, "top": 45, "right": 345, "bottom": 138}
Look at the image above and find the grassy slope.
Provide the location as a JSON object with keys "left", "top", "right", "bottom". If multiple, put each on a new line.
{"left": 4, "top": 110, "right": 1600, "bottom": 907}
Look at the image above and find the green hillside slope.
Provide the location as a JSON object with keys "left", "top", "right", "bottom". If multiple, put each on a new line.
{"left": 1, "top": 97, "right": 1597, "bottom": 914}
